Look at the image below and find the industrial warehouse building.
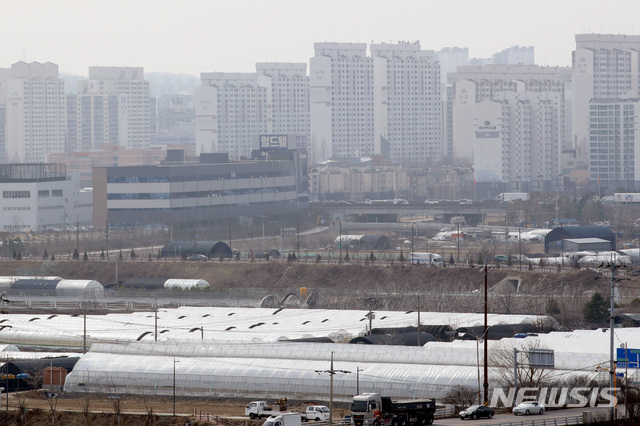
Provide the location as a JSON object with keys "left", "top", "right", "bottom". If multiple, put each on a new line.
{"left": 92, "top": 149, "right": 308, "bottom": 228}
{"left": 544, "top": 225, "right": 615, "bottom": 254}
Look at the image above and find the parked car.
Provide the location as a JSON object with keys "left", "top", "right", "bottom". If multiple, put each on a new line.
{"left": 459, "top": 405, "right": 494, "bottom": 420}
{"left": 493, "top": 255, "right": 509, "bottom": 263}
{"left": 512, "top": 401, "right": 544, "bottom": 415}
{"left": 187, "top": 254, "right": 208, "bottom": 261}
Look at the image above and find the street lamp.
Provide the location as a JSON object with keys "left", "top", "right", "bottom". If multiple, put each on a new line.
{"left": 173, "top": 358, "right": 180, "bottom": 416}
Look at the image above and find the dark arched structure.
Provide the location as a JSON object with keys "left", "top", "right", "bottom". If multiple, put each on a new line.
{"left": 349, "top": 332, "right": 436, "bottom": 346}
{"left": 359, "top": 235, "right": 391, "bottom": 250}
{"left": 160, "top": 241, "right": 232, "bottom": 259}
{"left": 544, "top": 225, "right": 615, "bottom": 254}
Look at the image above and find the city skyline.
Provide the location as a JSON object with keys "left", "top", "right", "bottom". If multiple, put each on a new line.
{"left": 4, "top": 0, "right": 640, "bottom": 76}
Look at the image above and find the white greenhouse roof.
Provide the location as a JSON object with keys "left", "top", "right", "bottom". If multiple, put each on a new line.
{"left": 55, "top": 280, "right": 104, "bottom": 297}
{"left": 164, "top": 279, "right": 210, "bottom": 289}
{"left": 63, "top": 326, "right": 640, "bottom": 401}
{"left": 0, "top": 307, "right": 552, "bottom": 349}
{"left": 0, "top": 305, "right": 635, "bottom": 401}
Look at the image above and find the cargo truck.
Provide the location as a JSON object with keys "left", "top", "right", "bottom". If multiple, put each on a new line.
{"left": 496, "top": 192, "right": 529, "bottom": 202}
{"left": 302, "top": 405, "right": 331, "bottom": 421}
{"left": 246, "top": 399, "right": 289, "bottom": 419}
{"left": 350, "top": 393, "right": 436, "bottom": 426}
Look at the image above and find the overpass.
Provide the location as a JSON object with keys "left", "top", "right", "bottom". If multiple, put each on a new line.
{"left": 310, "top": 201, "right": 509, "bottom": 226}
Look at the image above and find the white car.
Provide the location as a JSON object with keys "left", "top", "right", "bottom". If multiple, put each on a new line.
{"left": 512, "top": 401, "right": 544, "bottom": 415}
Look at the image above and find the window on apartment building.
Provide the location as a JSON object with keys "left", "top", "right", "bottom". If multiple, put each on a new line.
{"left": 3, "top": 191, "right": 30, "bottom": 198}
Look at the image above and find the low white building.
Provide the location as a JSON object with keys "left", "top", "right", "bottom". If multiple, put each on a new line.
{"left": 0, "top": 163, "right": 91, "bottom": 232}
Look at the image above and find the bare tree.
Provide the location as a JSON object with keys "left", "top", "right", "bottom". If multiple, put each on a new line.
{"left": 443, "top": 385, "right": 478, "bottom": 410}
{"left": 23, "top": 363, "right": 45, "bottom": 391}
{"left": 43, "top": 390, "right": 60, "bottom": 424}
{"left": 490, "top": 340, "right": 555, "bottom": 389}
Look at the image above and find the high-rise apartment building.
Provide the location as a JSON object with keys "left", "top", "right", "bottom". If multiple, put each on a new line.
{"left": 435, "top": 47, "right": 470, "bottom": 84}
{"left": 573, "top": 34, "right": 640, "bottom": 166}
{"left": 370, "top": 42, "right": 442, "bottom": 165}
{"left": 195, "top": 73, "right": 271, "bottom": 159}
{"left": 452, "top": 65, "right": 566, "bottom": 196}
{"left": 469, "top": 46, "right": 535, "bottom": 66}
{"left": 473, "top": 91, "right": 563, "bottom": 195}
{"left": 492, "top": 45, "right": 535, "bottom": 65}
{"left": 4, "top": 62, "right": 66, "bottom": 163}
{"left": 71, "top": 67, "right": 150, "bottom": 151}
{"left": 452, "top": 65, "right": 565, "bottom": 163}
{"left": 588, "top": 99, "right": 640, "bottom": 192}
{"left": 256, "top": 63, "right": 310, "bottom": 149}
{"left": 310, "top": 42, "right": 441, "bottom": 166}
{"left": 310, "top": 43, "right": 375, "bottom": 163}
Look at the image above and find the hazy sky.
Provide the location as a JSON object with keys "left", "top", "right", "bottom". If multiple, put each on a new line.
{"left": 3, "top": 0, "right": 640, "bottom": 77}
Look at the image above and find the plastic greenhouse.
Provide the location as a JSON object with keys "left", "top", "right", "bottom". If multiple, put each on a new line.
{"left": 0, "top": 304, "right": 636, "bottom": 400}
{"left": 55, "top": 280, "right": 104, "bottom": 297}
{"left": 164, "top": 279, "right": 210, "bottom": 290}
{"left": 63, "top": 325, "right": 640, "bottom": 400}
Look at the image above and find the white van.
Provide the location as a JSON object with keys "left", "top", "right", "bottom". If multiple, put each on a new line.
{"left": 409, "top": 252, "right": 444, "bottom": 266}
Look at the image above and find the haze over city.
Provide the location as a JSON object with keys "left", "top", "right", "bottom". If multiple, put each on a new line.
{"left": 4, "top": 0, "right": 640, "bottom": 75}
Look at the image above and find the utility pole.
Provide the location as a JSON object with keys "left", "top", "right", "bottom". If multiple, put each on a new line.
{"left": 155, "top": 301, "right": 158, "bottom": 342}
{"left": 297, "top": 223, "right": 300, "bottom": 263}
{"left": 339, "top": 222, "right": 342, "bottom": 264}
{"left": 518, "top": 228, "right": 522, "bottom": 272}
{"left": 105, "top": 220, "right": 109, "bottom": 258}
{"left": 356, "top": 366, "right": 363, "bottom": 394}
{"left": 83, "top": 305, "right": 87, "bottom": 354}
{"left": 411, "top": 224, "right": 414, "bottom": 264}
{"left": 417, "top": 297, "right": 421, "bottom": 346}
{"left": 609, "top": 265, "right": 617, "bottom": 424}
{"left": 366, "top": 310, "right": 375, "bottom": 336}
{"left": 483, "top": 263, "right": 489, "bottom": 405}
{"left": 76, "top": 221, "right": 80, "bottom": 257}
{"left": 316, "top": 352, "right": 350, "bottom": 426}
{"left": 457, "top": 222, "right": 460, "bottom": 265}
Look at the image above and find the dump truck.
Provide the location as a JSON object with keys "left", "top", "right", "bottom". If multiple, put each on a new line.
{"left": 350, "top": 393, "right": 436, "bottom": 426}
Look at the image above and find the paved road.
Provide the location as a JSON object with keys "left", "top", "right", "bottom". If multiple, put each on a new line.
{"left": 435, "top": 406, "right": 613, "bottom": 426}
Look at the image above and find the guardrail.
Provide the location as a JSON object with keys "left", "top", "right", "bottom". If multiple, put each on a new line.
{"left": 482, "top": 415, "right": 583, "bottom": 426}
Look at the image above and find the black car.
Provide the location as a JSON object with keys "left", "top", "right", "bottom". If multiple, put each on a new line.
{"left": 459, "top": 405, "right": 494, "bottom": 420}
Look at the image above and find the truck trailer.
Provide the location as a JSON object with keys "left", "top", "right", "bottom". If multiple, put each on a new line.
{"left": 496, "top": 192, "right": 529, "bottom": 202}
{"left": 350, "top": 393, "right": 436, "bottom": 426}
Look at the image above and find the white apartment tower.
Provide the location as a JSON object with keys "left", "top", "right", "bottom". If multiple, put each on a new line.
{"left": 452, "top": 65, "right": 565, "bottom": 195}
{"left": 588, "top": 99, "right": 640, "bottom": 192}
{"left": 310, "top": 42, "right": 441, "bottom": 166}
{"left": 474, "top": 91, "right": 563, "bottom": 193}
{"left": 573, "top": 34, "right": 640, "bottom": 163}
{"left": 73, "top": 67, "right": 150, "bottom": 151}
{"left": 370, "top": 42, "right": 442, "bottom": 165}
{"left": 310, "top": 43, "right": 375, "bottom": 163}
{"left": 195, "top": 73, "right": 271, "bottom": 159}
{"left": 4, "top": 62, "right": 66, "bottom": 163}
{"left": 435, "top": 47, "right": 469, "bottom": 84}
{"left": 492, "top": 46, "right": 535, "bottom": 65}
{"left": 256, "top": 63, "right": 310, "bottom": 148}
{"left": 452, "top": 65, "right": 565, "bottom": 164}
